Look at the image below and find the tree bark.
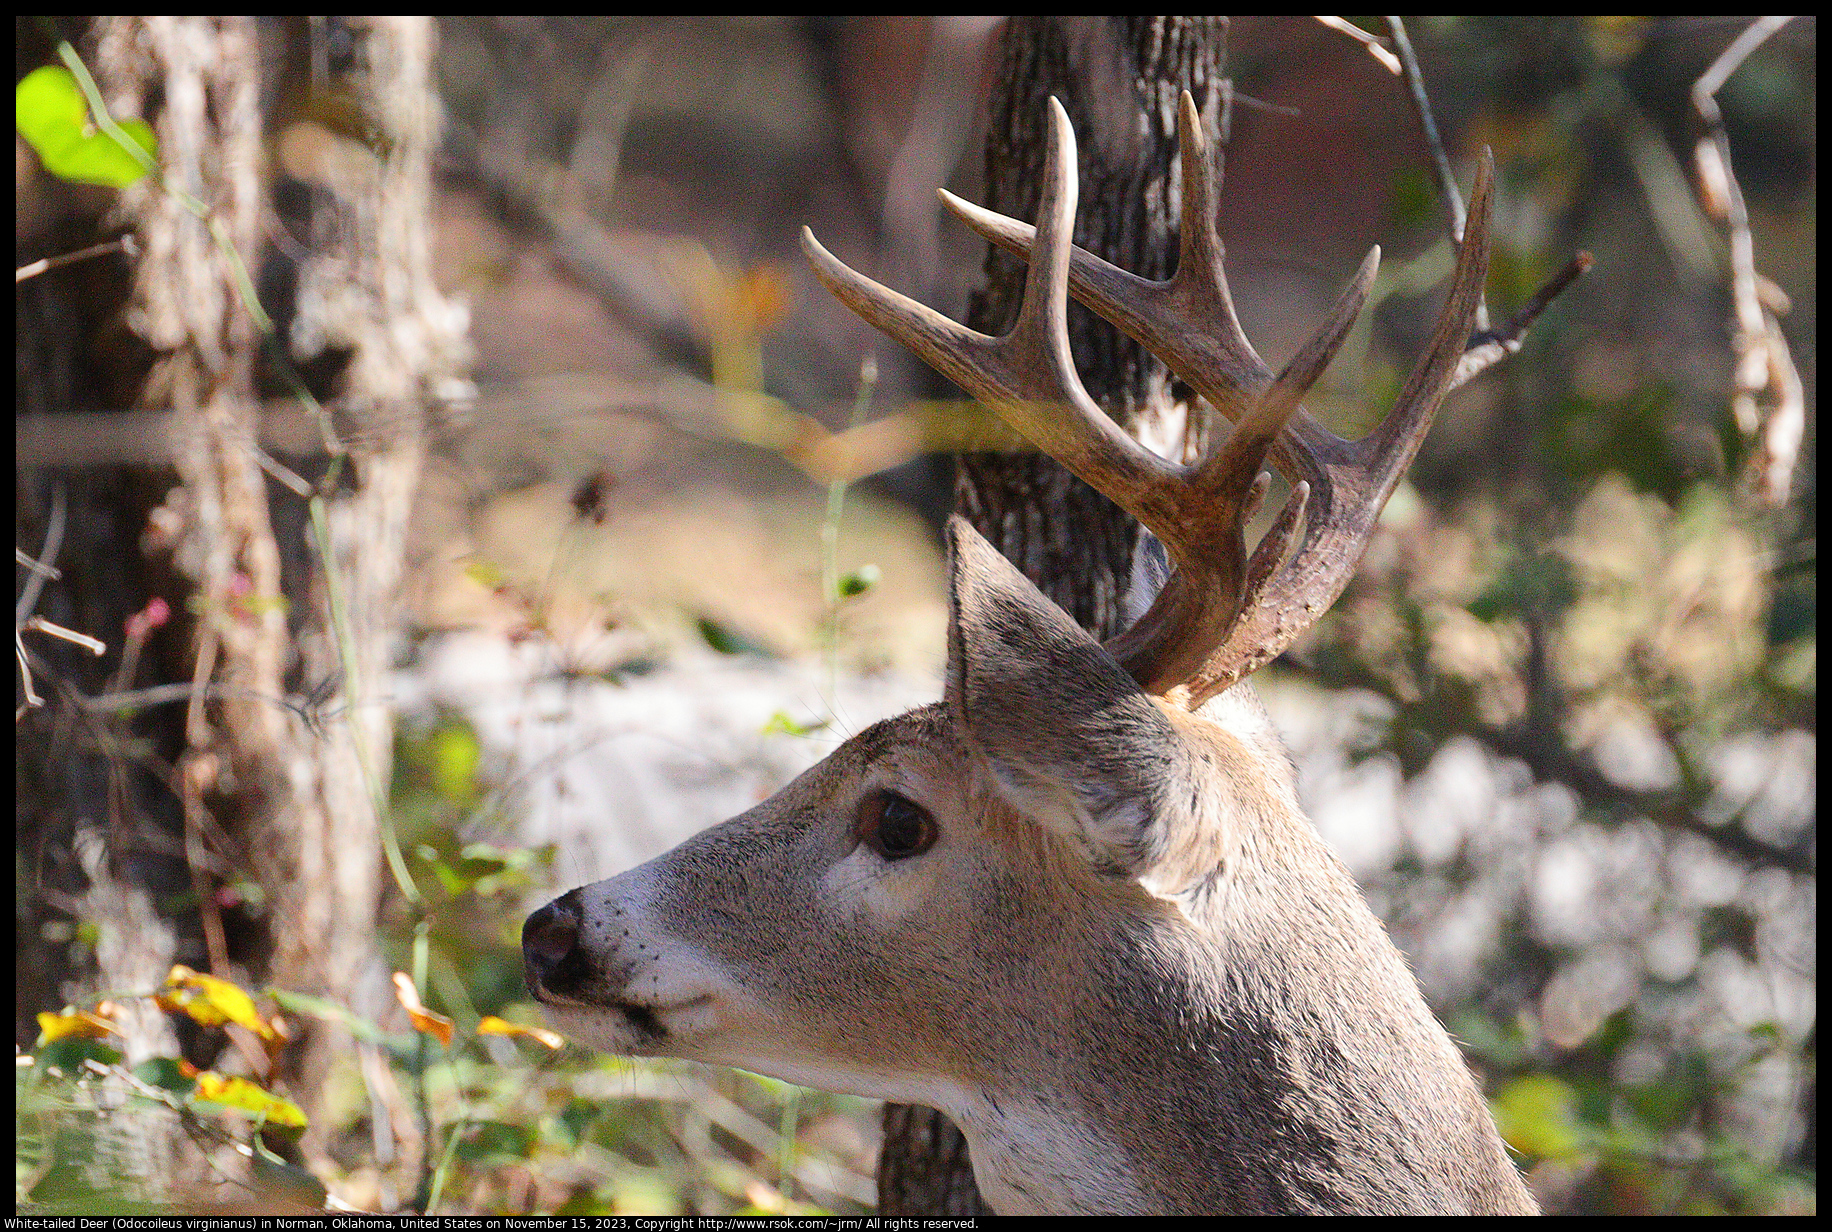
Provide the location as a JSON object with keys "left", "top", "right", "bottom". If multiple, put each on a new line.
{"left": 241, "top": 18, "right": 471, "bottom": 1161}
{"left": 877, "top": 15, "right": 1229, "bottom": 1216}
{"left": 16, "top": 16, "right": 465, "bottom": 1202}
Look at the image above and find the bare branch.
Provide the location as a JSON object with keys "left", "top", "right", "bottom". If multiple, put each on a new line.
{"left": 1369, "top": 18, "right": 1591, "bottom": 394}
{"left": 1314, "top": 16, "right": 1402, "bottom": 76}
{"left": 1385, "top": 17, "right": 1486, "bottom": 331}
{"left": 17, "top": 484, "right": 67, "bottom": 628}
{"left": 1690, "top": 15, "right": 1805, "bottom": 507}
{"left": 15, "top": 235, "right": 137, "bottom": 283}
{"left": 77, "top": 682, "right": 204, "bottom": 711}
{"left": 1693, "top": 14, "right": 1795, "bottom": 102}
{"left": 16, "top": 636, "right": 40, "bottom": 716}
{"left": 24, "top": 615, "right": 107, "bottom": 656}
{"left": 15, "top": 549, "right": 61, "bottom": 581}
{"left": 1450, "top": 251, "right": 1595, "bottom": 391}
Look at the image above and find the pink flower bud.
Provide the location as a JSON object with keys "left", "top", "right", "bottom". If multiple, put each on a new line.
{"left": 124, "top": 596, "right": 172, "bottom": 640}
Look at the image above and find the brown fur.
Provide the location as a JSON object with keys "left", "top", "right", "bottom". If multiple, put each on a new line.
{"left": 523, "top": 521, "right": 1537, "bottom": 1214}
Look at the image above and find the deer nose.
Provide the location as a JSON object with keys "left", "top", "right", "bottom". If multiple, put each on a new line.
{"left": 523, "top": 890, "right": 587, "bottom": 996}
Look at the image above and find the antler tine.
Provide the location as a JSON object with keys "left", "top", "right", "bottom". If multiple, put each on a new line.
{"left": 1193, "top": 246, "right": 1380, "bottom": 502}
{"left": 1362, "top": 149, "right": 1496, "bottom": 482}
{"left": 1109, "top": 242, "right": 1379, "bottom": 696}
{"left": 803, "top": 99, "right": 1179, "bottom": 527}
{"left": 942, "top": 91, "right": 1276, "bottom": 423}
{"left": 808, "top": 96, "right": 1494, "bottom": 708}
{"left": 1125, "top": 246, "right": 1376, "bottom": 694}
{"left": 1185, "top": 150, "right": 1497, "bottom": 703}
{"left": 810, "top": 97, "right": 1279, "bottom": 698}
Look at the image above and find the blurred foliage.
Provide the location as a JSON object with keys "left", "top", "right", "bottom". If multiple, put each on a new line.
{"left": 18, "top": 714, "right": 874, "bottom": 1216}
{"left": 1279, "top": 16, "right": 1814, "bottom": 1215}
{"left": 15, "top": 64, "right": 158, "bottom": 188}
{"left": 15, "top": 14, "right": 1812, "bottom": 1218}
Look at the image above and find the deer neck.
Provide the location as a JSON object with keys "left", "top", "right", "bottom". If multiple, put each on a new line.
{"left": 945, "top": 762, "right": 1530, "bottom": 1215}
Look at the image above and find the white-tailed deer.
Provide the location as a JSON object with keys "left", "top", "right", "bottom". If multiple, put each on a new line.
{"left": 524, "top": 94, "right": 1538, "bottom": 1215}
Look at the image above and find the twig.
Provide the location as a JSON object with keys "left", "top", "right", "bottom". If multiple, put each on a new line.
{"left": 15, "top": 235, "right": 138, "bottom": 283}
{"left": 1450, "top": 251, "right": 1595, "bottom": 392}
{"left": 17, "top": 638, "right": 41, "bottom": 715}
{"left": 1385, "top": 16, "right": 1459, "bottom": 243}
{"left": 1385, "top": 18, "right": 1487, "bottom": 329}
{"left": 17, "top": 483, "right": 67, "bottom": 627}
{"left": 15, "top": 549, "right": 61, "bottom": 581}
{"left": 76, "top": 1058, "right": 267, "bottom": 1195}
{"left": 1690, "top": 16, "right": 1804, "bottom": 507}
{"left": 257, "top": 451, "right": 314, "bottom": 499}
{"left": 1229, "top": 92, "right": 1301, "bottom": 118}
{"left": 15, "top": 486, "right": 107, "bottom": 714}
{"left": 1693, "top": 15, "right": 1794, "bottom": 102}
{"left": 24, "top": 615, "right": 107, "bottom": 656}
{"left": 73, "top": 679, "right": 310, "bottom": 716}
{"left": 1314, "top": 16, "right": 1402, "bottom": 76}
{"left": 182, "top": 752, "right": 234, "bottom": 980}
{"left": 1364, "top": 18, "right": 1592, "bottom": 389}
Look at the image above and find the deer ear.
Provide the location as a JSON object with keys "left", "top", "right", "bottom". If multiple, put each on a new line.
{"left": 944, "top": 517, "right": 1195, "bottom": 878}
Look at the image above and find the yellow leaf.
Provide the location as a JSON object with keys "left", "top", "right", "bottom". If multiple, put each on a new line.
{"left": 156, "top": 965, "right": 278, "bottom": 1041}
{"left": 405, "top": 1004, "right": 454, "bottom": 1048}
{"left": 391, "top": 972, "right": 453, "bottom": 1049}
{"left": 35, "top": 1006, "right": 121, "bottom": 1045}
{"left": 189, "top": 1070, "right": 308, "bottom": 1129}
{"left": 1492, "top": 1075, "right": 1583, "bottom": 1161}
{"left": 477, "top": 1015, "right": 564, "bottom": 1050}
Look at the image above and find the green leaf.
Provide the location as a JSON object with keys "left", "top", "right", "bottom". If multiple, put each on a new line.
{"left": 695, "top": 615, "right": 769, "bottom": 657}
{"left": 761, "top": 710, "right": 828, "bottom": 738}
{"left": 34, "top": 1037, "right": 122, "bottom": 1073}
{"left": 16, "top": 66, "right": 158, "bottom": 188}
{"left": 1492, "top": 1075, "right": 1585, "bottom": 1161}
{"left": 551, "top": 1098, "right": 601, "bottom": 1149}
{"left": 132, "top": 1056, "right": 197, "bottom": 1097}
{"left": 265, "top": 987, "right": 392, "bottom": 1047}
{"left": 837, "top": 564, "right": 880, "bottom": 598}
{"left": 453, "top": 1119, "right": 537, "bottom": 1165}
{"left": 431, "top": 723, "right": 482, "bottom": 803}
{"left": 421, "top": 841, "right": 533, "bottom": 898}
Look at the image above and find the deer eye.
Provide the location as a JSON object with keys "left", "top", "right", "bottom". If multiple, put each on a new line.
{"left": 855, "top": 790, "right": 937, "bottom": 861}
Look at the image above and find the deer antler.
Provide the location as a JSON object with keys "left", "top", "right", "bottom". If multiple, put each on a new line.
{"left": 803, "top": 92, "right": 1492, "bottom": 706}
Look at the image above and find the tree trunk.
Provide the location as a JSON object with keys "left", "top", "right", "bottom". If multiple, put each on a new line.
{"left": 877, "top": 15, "right": 1229, "bottom": 1216}
{"left": 16, "top": 15, "right": 465, "bottom": 1202}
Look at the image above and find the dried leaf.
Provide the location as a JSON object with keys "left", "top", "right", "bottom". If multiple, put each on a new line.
{"left": 392, "top": 971, "right": 454, "bottom": 1049}
{"left": 1693, "top": 138, "right": 1730, "bottom": 221}
{"left": 477, "top": 1015, "right": 564, "bottom": 1050}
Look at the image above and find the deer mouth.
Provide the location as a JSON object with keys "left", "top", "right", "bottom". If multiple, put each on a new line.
{"left": 611, "top": 995, "right": 714, "bottom": 1045}
{"left": 532, "top": 991, "right": 718, "bottom": 1054}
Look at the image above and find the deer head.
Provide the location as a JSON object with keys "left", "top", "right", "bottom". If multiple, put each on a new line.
{"left": 524, "top": 93, "right": 1535, "bottom": 1215}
